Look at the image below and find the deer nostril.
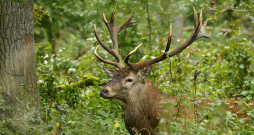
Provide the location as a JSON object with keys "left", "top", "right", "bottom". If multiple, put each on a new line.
{"left": 100, "top": 89, "right": 109, "bottom": 97}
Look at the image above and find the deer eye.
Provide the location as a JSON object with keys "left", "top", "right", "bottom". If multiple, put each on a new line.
{"left": 127, "top": 79, "right": 133, "bottom": 82}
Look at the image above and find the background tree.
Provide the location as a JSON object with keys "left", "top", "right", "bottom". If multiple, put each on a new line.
{"left": 0, "top": 0, "right": 40, "bottom": 130}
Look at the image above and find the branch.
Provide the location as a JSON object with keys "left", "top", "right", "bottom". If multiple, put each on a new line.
{"left": 56, "top": 75, "right": 104, "bottom": 91}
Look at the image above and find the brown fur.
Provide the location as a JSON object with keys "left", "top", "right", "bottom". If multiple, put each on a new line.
{"left": 123, "top": 79, "right": 162, "bottom": 135}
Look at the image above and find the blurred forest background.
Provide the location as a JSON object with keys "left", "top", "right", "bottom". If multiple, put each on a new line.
{"left": 1, "top": 0, "right": 254, "bottom": 134}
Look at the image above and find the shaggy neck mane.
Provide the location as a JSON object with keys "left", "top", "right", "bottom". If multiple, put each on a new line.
{"left": 121, "top": 79, "right": 162, "bottom": 135}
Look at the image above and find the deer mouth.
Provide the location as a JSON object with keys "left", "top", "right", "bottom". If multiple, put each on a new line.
{"left": 101, "top": 95, "right": 114, "bottom": 100}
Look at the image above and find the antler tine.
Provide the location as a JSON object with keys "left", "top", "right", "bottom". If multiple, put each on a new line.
{"left": 119, "top": 6, "right": 138, "bottom": 32}
{"left": 125, "top": 43, "right": 144, "bottom": 68}
{"left": 125, "top": 24, "right": 172, "bottom": 72}
{"left": 94, "top": 45, "right": 123, "bottom": 68}
{"left": 102, "top": 3, "right": 117, "bottom": 25}
{"left": 94, "top": 25, "right": 114, "bottom": 56}
{"left": 168, "top": 7, "right": 211, "bottom": 57}
{"left": 193, "top": 7, "right": 198, "bottom": 28}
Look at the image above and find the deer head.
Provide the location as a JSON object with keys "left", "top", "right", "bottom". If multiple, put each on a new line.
{"left": 94, "top": 3, "right": 210, "bottom": 104}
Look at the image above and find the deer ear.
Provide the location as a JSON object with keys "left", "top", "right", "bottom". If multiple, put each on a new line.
{"left": 139, "top": 65, "right": 152, "bottom": 80}
{"left": 103, "top": 67, "right": 119, "bottom": 78}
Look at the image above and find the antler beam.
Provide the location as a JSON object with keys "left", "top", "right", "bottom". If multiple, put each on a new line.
{"left": 125, "top": 7, "right": 211, "bottom": 72}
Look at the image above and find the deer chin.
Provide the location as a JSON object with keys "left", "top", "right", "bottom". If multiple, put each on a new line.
{"left": 102, "top": 94, "right": 128, "bottom": 106}
{"left": 100, "top": 93, "right": 112, "bottom": 99}
{"left": 101, "top": 96, "right": 113, "bottom": 99}
{"left": 100, "top": 92, "right": 116, "bottom": 99}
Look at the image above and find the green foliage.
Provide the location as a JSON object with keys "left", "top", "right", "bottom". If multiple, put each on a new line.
{"left": 34, "top": 42, "right": 126, "bottom": 134}
{"left": 33, "top": 5, "right": 52, "bottom": 24}
{"left": 34, "top": 0, "right": 253, "bottom": 134}
{"left": 0, "top": 94, "right": 43, "bottom": 135}
{"left": 159, "top": 97, "right": 254, "bottom": 135}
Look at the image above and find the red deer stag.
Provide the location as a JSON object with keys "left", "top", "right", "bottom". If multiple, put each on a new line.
{"left": 93, "top": 4, "right": 251, "bottom": 135}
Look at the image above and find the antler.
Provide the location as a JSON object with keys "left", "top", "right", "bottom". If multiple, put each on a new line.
{"left": 125, "top": 7, "right": 211, "bottom": 72}
{"left": 94, "top": 3, "right": 138, "bottom": 69}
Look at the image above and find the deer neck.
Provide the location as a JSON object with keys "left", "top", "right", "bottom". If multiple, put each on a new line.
{"left": 122, "top": 79, "right": 162, "bottom": 134}
{"left": 114, "top": 79, "right": 162, "bottom": 111}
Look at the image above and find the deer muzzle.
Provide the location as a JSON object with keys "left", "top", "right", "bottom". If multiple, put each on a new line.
{"left": 100, "top": 88, "right": 109, "bottom": 98}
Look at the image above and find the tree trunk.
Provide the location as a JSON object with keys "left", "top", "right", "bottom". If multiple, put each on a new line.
{"left": 0, "top": 0, "right": 40, "bottom": 119}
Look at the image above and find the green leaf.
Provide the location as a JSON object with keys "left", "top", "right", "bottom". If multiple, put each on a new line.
{"left": 246, "top": 95, "right": 252, "bottom": 101}
{"left": 239, "top": 64, "right": 244, "bottom": 69}
{"left": 241, "top": 91, "right": 249, "bottom": 96}
{"left": 251, "top": 80, "right": 254, "bottom": 91}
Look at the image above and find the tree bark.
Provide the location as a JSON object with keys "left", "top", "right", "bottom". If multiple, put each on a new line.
{"left": 0, "top": 0, "right": 40, "bottom": 119}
